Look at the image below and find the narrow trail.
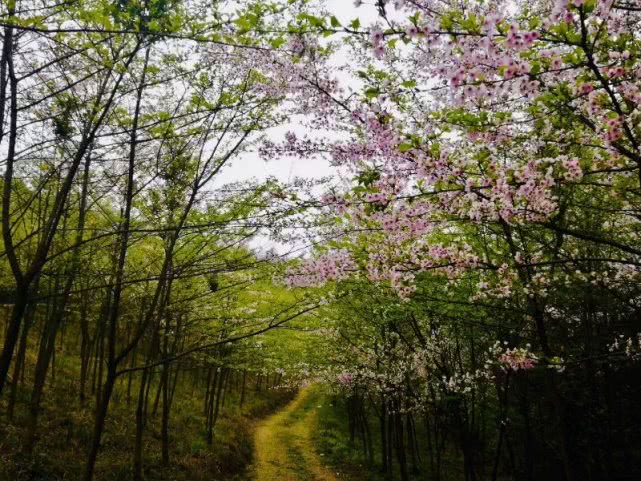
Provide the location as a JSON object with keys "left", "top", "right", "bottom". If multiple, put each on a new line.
{"left": 251, "top": 386, "right": 340, "bottom": 481}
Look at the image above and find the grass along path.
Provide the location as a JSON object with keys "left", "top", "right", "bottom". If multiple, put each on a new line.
{"left": 251, "top": 386, "right": 340, "bottom": 481}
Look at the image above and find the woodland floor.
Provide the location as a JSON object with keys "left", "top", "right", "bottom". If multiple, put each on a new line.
{"left": 250, "top": 386, "right": 347, "bottom": 481}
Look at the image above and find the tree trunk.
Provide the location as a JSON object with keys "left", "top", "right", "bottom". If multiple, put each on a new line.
{"left": 79, "top": 293, "right": 92, "bottom": 405}
{"left": 133, "top": 367, "right": 149, "bottom": 481}
{"left": 7, "top": 289, "right": 39, "bottom": 418}
{"left": 394, "top": 403, "right": 409, "bottom": 481}
{"left": 240, "top": 370, "right": 247, "bottom": 409}
{"left": 0, "top": 287, "right": 29, "bottom": 397}
{"left": 161, "top": 364, "right": 171, "bottom": 464}
{"left": 83, "top": 367, "right": 116, "bottom": 481}
{"left": 380, "top": 398, "right": 388, "bottom": 474}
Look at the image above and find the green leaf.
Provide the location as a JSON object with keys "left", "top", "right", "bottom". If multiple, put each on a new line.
{"left": 270, "top": 36, "right": 286, "bottom": 49}
{"left": 364, "top": 87, "right": 380, "bottom": 99}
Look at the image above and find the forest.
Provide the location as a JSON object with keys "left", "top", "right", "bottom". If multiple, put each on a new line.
{"left": 0, "top": 0, "right": 640, "bottom": 480}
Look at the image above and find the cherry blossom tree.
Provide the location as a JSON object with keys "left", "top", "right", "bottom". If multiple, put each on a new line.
{"left": 276, "top": 1, "right": 641, "bottom": 478}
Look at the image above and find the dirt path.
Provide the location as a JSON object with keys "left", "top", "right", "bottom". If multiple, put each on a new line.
{"left": 251, "top": 386, "right": 339, "bottom": 481}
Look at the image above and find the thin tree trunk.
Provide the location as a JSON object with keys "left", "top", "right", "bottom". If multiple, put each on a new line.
{"left": 79, "top": 292, "right": 92, "bottom": 405}
{"left": 83, "top": 368, "right": 116, "bottom": 481}
{"left": 161, "top": 364, "right": 171, "bottom": 464}
{"left": 380, "top": 398, "right": 388, "bottom": 474}
{"left": 0, "top": 289, "right": 28, "bottom": 397}
{"left": 7, "top": 285, "right": 39, "bottom": 418}
{"left": 133, "top": 367, "right": 149, "bottom": 481}
{"left": 206, "top": 367, "right": 220, "bottom": 444}
{"left": 82, "top": 43, "right": 146, "bottom": 481}
{"left": 240, "top": 370, "right": 247, "bottom": 409}
{"left": 394, "top": 402, "right": 409, "bottom": 481}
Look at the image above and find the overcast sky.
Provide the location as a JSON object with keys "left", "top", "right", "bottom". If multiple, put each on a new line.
{"left": 215, "top": 1, "right": 398, "bottom": 254}
{"left": 213, "top": 1, "right": 382, "bottom": 189}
